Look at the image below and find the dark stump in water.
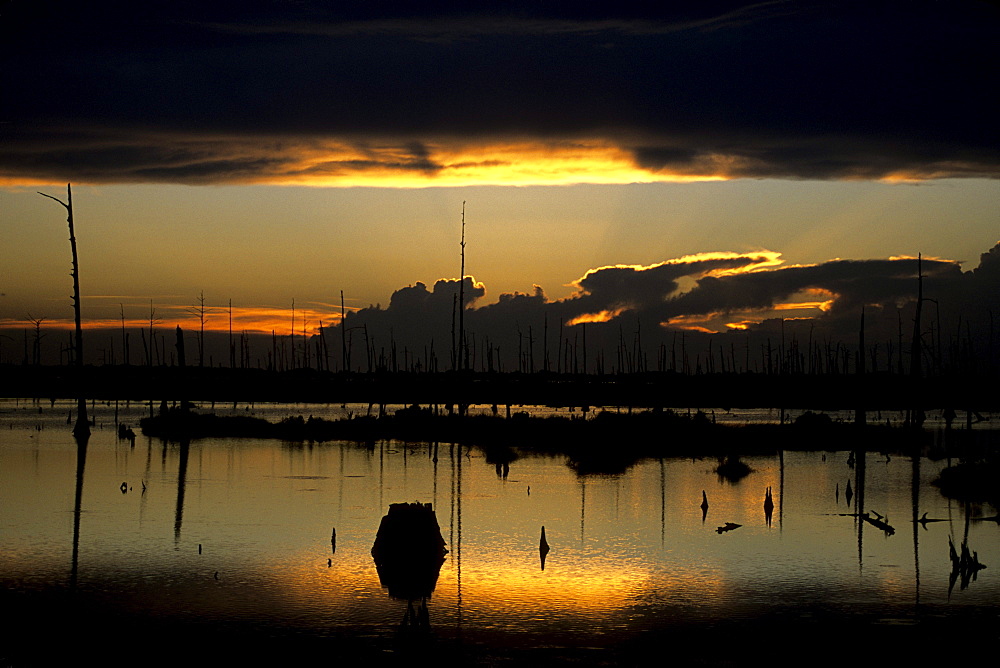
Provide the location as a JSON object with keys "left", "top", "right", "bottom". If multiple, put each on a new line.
{"left": 371, "top": 502, "right": 448, "bottom": 600}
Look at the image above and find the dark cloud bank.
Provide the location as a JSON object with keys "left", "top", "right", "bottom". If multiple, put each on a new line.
{"left": 3, "top": 1, "right": 998, "bottom": 182}
{"left": 331, "top": 242, "right": 1000, "bottom": 374}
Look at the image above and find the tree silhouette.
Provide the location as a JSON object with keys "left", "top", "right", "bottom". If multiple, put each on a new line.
{"left": 37, "top": 184, "right": 89, "bottom": 438}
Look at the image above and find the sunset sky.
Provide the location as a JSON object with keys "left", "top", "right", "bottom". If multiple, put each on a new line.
{"left": 2, "top": 1, "right": 997, "bottom": 351}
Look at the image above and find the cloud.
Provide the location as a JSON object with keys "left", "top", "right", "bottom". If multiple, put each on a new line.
{"left": 567, "top": 253, "right": 781, "bottom": 310}
{"left": 657, "top": 257, "right": 962, "bottom": 321}
{"left": 329, "top": 242, "right": 1000, "bottom": 372}
{"left": 3, "top": 2, "right": 998, "bottom": 185}
{"left": 10, "top": 241, "right": 999, "bottom": 369}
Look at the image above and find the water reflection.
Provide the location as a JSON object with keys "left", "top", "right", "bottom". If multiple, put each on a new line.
{"left": 174, "top": 438, "right": 190, "bottom": 545}
{"left": 1, "top": 399, "right": 998, "bottom": 662}
{"left": 69, "top": 431, "right": 88, "bottom": 589}
{"left": 763, "top": 486, "right": 774, "bottom": 527}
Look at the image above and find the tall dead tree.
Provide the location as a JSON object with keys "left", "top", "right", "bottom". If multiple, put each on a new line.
{"left": 341, "top": 291, "right": 348, "bottom": 373}
{"left": 908, "top": 254, "right": 925, "bottom": 426}
{"left": 855, "top": 308, "right": 866, "bottom": 425}
{"left": 38, "top": 184, "right": 89, "bottom": 438}
{"left": 910, "top": 254, "right": 924, "bottom": 378}
{"left": 120, "top": 304, "right": 129, "bottom": 366}
{"left": 228, "top": 299, "right": 235, "bottom": 368}
{"left": 458, "top": 201, "right": 467, "bottom": 371}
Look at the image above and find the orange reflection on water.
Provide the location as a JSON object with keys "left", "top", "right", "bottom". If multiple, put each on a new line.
{"left": 261, "top": 538, "right": 730, "bottom": 630}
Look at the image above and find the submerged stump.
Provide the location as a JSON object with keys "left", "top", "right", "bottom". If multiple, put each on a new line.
{"left": 371, "top": 502, "right": 448, "bottom": 600}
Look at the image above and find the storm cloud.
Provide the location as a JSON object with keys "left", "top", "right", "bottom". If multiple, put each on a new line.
{"left": 338, "top": 243, "right": 1000, "bottom": 373}
{"left": 3, "top": 1, "right": 998, "bottom": 184}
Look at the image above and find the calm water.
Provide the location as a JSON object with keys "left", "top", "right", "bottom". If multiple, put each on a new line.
{"left": 2, "top": 399, "right": 998, "bottom": 664}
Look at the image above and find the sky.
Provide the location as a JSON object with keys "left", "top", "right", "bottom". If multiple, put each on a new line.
{"left": 1, "top": 1, "right": 998, "bottom": 368}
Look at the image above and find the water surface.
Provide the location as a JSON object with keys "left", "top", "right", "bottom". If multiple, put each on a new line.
{"left": 2, "top": 399, "right": 997, "bottom": 664}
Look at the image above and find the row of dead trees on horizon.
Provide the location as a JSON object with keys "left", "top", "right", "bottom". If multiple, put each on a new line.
{"left": 7, "top": 309, "right": 997, "bottom": 380}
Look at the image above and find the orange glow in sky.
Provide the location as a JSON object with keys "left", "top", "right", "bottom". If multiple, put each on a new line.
{"left": 702, "top": 251, "right": 785, "bottom": 275}
{"left": 567, "top": 310, "right": 622, "bottom": 326}
{"left": 1, "top": 304, "right": 344, "bottom": 335}
{"left": 206, "top": 140, "right": 731, "bottom": 188}
{"left": 773, "top": 300, "right": 833, "bottom": 312}
{"left": 3, "top": 151, "right": 986, "bottom": 190}
{"left": 571, "top": 251, "right": 785, "bottom": 294}
{"left": 663, "top": 314, "right": 724, "bottom": 333}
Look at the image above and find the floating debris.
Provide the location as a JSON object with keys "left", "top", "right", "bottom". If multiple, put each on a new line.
{"left": 717, "top": 522, "right": 742, "bottom": 534}
{"left": 861, "top": 512, "right": 895, "bottom": 535}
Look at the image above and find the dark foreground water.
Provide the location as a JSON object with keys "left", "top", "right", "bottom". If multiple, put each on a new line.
{"left": 2, "top": 399, "right": 998, "bottom": 666}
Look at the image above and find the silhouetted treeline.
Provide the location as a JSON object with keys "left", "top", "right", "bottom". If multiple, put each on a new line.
{"left": 4, "top": 305, "right": 997, "bottom": 379}
{"left": 2, "top": 363, "right": 996, "bottom": 413}
{"left": 5, "top": 244, "right": 998, "bottom": 387}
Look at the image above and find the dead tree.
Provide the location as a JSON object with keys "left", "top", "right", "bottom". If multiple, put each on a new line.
{"left": 228, "top": 299, "right": 235, "bottom": 368}
{"left": 187, "top": 290, "right": 211, "bottom": 368}
{"left": 38, "top": 185, "right": 89, "bottom": 438}
{"left": 25, "top": 314, "right": 46, "bottom": 365}
{"left": 910, "top": 254, "right": 924, "bottom": 378}
{"left": 457, "top": 201, "right": 467, "bottom": 370}
{"left": 119, "top": 304, "right": 129, "bottom": 366}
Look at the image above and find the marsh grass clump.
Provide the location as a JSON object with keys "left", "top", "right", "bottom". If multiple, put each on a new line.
{"left": 794, "top": 411, "right": 833, "bottom": 427}
{"left": 934, "top": 456, "right": 1000, "bottom": 506}
{"left": 716, "top": 455, "right": 752, "bottom": 482}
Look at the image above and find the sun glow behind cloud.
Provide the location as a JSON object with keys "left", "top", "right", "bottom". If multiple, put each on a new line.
{"left": 663, "top": 288, "right": 836, "bottom": 335}
{"left": 570, "top": 251, "right": 786, "bottom": 292}
{"left": 664, "top": 313, "right": 727, "bottom": 333}
{"left": 1, "top": 139, "right": 732, "bottom": 188}
{"left": 567, "top": 309, "right": 625, "bottom": 326}
{"left": 270, "top": 140, "right": 737, "bottom": 188}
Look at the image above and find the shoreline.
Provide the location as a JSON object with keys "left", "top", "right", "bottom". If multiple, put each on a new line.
{"left": 134, "top": 404, "right": 1000, "bottom": 501}
{"left": 2, "top": 363, "right": 997, "bottom": 414}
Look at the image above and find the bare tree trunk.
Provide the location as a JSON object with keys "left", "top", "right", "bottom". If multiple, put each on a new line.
{"left": 120, "top": 304, "right": 129, "bottom": 366}
{"left": 341, "top": 291, "right": 348, "bottom": 373}
{"left": 855, "top": 308, "right": 866, "bottom": 425}
{"left": 458, "top": 201, "right": 467, "bottom": 371}
{"left": 910, "top": 254, "right": 924, "bottom": 378}
{"left": 38, "top": 184, "right": 89, "bottom": 438}
{"left": 229, "top": 299, "right": 235, "bottom": 368}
